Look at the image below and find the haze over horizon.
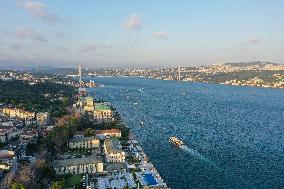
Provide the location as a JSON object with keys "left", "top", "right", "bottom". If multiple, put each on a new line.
{"left": 1, "top": 0, "right": 284, "bottom": 68}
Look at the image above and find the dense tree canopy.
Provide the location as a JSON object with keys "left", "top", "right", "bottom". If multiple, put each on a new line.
{"left": 10, "top": 183, "right": 26, "bottom": 189}
{"left": 0, "top": 80, "right": 76, "bottom": 117}
{"left": 50, "top": 181, "right": 65, "bottom": 189}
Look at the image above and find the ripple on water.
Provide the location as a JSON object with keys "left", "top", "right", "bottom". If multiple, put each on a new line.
{"left": 90, "top": 77, "right": 284, "bottom": 189}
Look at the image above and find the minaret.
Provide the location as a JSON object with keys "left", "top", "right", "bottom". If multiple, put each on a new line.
{"left": 78, "top": 64, "right": 82, "bottom": 83}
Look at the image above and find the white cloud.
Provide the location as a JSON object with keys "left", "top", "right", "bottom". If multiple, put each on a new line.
{"left": 9, "top": 43, "right": 25, "bottom": 50}
{"left": 78, "top": 44, "right": 113, "bottom": 53}
{"left": 124, "top": 13, "right": 142, "bottom": 30}
{"left": 17, "top": 1, "right": 60, "bottom": 24}
{"left": 56, "top": 46, "right": 71, "bottom": 53}
{"left": 16, "top": 27, "right": 47, "bottom": 43}
{"left": 0, "top": 53, "right": 11, "bottom": 60}
{"left": 54, "top": 32, "right": 68, "bottom": 39}
{"left": 244, "top": 38, "right": 261, "bottom": 45}
{"left": 152, "top": 32, "right": 169, "bottom": 39}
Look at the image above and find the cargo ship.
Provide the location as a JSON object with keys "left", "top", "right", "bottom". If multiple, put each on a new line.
{"left": 169, "top": 137, "right": 184, "bottom": 147}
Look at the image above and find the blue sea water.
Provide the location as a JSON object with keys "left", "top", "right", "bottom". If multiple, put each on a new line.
{"left": 89, "top": 77, "right": 284, "bottom": 189}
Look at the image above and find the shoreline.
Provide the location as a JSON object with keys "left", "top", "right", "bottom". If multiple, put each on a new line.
{"left": 88, "top": 75, "right": 284, "bottom": 89}
{"left": 89, "top": 92, "right": 170, "bottom": 188}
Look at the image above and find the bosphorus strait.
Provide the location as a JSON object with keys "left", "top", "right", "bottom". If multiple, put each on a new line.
{"left": 90, "top": 77, "right": 284, "bottom": 189}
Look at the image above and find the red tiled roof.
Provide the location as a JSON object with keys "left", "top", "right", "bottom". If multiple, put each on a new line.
{"left": 96, "top": 129, "right": 121, "bottom": 134}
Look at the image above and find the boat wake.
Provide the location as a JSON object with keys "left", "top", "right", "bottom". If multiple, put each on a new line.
{"left": 180, "top": 145, "right": 255, "bottom": 188}
{"left": 180, "top": 145, "right": 219, "bottom": 169}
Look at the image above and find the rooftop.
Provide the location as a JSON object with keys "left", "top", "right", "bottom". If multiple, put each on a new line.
{"left": 73, "top": 131, "right": 85, "bottom": 136}
{"left": 95, "top": 103, "right": 111, "bottom": 111}
{"left": 69, "top": 136, "right": 99, "bottom": 142}
{"left": 54, "top": 157, "right": 102, "bottom": 167}
{"left": 96, "top": 129, "right": 121, "bottom": 134}
{"left": 104, "top": 139, "right": 123, "bottom": 154}
{"left": 85, "top": 97, "right": 94, "bottom": 101}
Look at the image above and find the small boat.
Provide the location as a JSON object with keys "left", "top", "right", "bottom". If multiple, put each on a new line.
{"left": 169, "top": 137, "right": 184, "bottom": 147}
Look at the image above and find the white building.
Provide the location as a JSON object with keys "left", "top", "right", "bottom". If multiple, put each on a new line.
{"left": 2, "top": 107, "right": 35, "bottom": 119}
{"left": 0, "top": 150, "right": 15, "bottom": 170}
{"left": 73, "top": 97, "right": 95, "bottom": 113}
{"left": 36, "top": 112, "right": 50, "bottom": 126}
{"left": 54, "top": 157, "right": 104, "bottom": 175}
{"left": 84, "top": 97, "right": 95, "bottom": 112}
{"left": 94, "top": 103, "right": 113, "bottom": 122}
{"left": 68, "top": 136, "right": 100, "bottom": 149}
{"left": 104, "top": 139, "right": 125, "bottom": 163}
{"left": 0, "top": 162, "right": 11, "bottom": 170}
{"left": 96, "top": 129, "right": 121, "bottom": 140}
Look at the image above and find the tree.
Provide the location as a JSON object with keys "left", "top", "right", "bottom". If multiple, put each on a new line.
{"left": 16, "top": 165, "right": 36, "bottom": 188}
{"left": 85, "top": 128, "right": 95, "bottom": 136}
{"left": 50, "top": 181, "right": 64, "bottom": 189}
{"left": 10, "top": 183, "right": 25, "bottom": 189}
{"left": 0, "top": 80, "right": 75, "bottom": 115}
{"left": 50, "top": 127, "right": 68, "bottom": 152}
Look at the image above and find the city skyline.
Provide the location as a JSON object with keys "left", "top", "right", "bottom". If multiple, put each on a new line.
{"left": 1, "top": 0, "right": 284, "bottom": 68}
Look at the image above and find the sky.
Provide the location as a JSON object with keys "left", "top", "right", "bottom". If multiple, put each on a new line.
{"left": 0, "top": 0, "right": 284, "bottom": 68}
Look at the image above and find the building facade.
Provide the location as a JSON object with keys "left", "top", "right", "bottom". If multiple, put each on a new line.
{"left": 68, "top": 136, "right": 100, "bottom": 149}
{"left": 96, "top": 129, "right": 121, "bottom": 140}
{"left": 93, "top": 103, "right": 113, "bottom": 122}
{"left": 36, "top": 112, "right": 50, "bottom": 126}
{"left": 54, "top": 157, "right": 104, "bottom": 175}
{"left": 2, "top": 108, "right": 35, "bottom": 119}
{"left": 104, "top": 139, "right": 125, "bottom": 163}
{"left": 84, "top": 97, "right": 95, "bottom": 112}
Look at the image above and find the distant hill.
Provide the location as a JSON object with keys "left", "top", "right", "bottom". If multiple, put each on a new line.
{"left": 224, "top": 61, "right": 281, "bottom": 67}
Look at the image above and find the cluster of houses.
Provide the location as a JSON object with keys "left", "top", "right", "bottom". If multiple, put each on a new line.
{"left": 53, "top": 128, "right": 124, "bottom": 175}
{"left": 53, "top": 121, "right": 169, "bottom": 188}
{"left": 54, "top": 129, "right": 125, "bottom": 169}
{"left": 0, "top": 87, "right": 169, "bottom": 188}
{"left": 0, "top": 150, "right": 15, "bottom": 170}
{"left": 56, "top": 89, "right": 169, "bottom": 189}
{"left": 73, "top": 95, "right": 114, "bottom": 123}
{"left": 0, "top": 106, "right": 52, "bottom": 172}
{"left": 2, "top": 107, "right": 50, "bottom": 127}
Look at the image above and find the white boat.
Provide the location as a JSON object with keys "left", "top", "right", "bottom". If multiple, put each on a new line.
{"left": 169, "top": 137, "right": 184, "bottom": 147}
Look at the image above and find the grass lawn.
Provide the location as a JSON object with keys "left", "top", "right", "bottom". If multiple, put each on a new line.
{"left": 65, "top": 175, "right": 82, "bottom": 186}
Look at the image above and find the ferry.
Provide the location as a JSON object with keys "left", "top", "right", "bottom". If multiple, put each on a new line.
{"left": 169, "top": 137, "right": 184, "bottom": 147}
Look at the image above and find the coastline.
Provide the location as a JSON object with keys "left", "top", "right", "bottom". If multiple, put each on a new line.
{"left": 89, "top": 75, "right": 284, "bottom": 89}
{"left": 89, "top": 76, "right": 284, "bottom": 189}
{"left": 88, "top": 90, "right": 170, "bottom": 188}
